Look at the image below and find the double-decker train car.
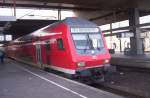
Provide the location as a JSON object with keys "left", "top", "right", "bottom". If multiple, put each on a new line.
{"left": 6, "top": 17, "right": 111, "bottom": 82}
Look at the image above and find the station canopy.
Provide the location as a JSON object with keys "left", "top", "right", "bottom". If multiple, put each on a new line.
{"left": 0, "top": 0, "right": 150, "bottom": 41}
{"left": 1, "top": 0, "right": 150, "bottom": 24}
{"left": 0, "top": 0, "right": 150, "bottom": 11}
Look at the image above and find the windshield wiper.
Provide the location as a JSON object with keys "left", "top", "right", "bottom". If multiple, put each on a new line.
{"left": 97, "top": 46, "right": 104, "bottom": 51}
{"left": 84, "top": 38, "right": 91, "bottom": 53}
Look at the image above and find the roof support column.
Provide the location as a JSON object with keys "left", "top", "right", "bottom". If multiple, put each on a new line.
{"left": 129, "top": 8, "right": 144, "bottom": 55}
{"left": 58, "top": 9, "right": 61, "bottom": 20}
{"left": 13, "top": 0, "right": 16, "bottom": 16}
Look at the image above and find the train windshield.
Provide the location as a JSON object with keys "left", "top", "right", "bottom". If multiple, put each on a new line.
{"left": 72, "top": 29, "right": 105, "bottom": 55}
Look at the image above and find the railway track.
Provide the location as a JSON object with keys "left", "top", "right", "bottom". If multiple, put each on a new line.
{"left": 15, "top": 58, "right": 149, "bottom": 98}
{"left": 87, "top": 66, "right": 150, "bottom": 98}
{"left": 90, "top": 83, "right": 146, "bottom": 98}
{"left": 45, "top": 68, "right": 147, "bottom": 98}
{"left": 116, "top": 65, "right": 150, "bottom": 73}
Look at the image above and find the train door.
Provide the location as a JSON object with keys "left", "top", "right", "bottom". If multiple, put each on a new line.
{"left": 35, "top": 44, "right": 42, "bottom": 68}
{"left": 45, "top": 41, "right": 50, "bottom": 65}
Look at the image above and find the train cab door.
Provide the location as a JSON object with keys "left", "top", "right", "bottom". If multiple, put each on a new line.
{"left": 45, "top": 41, "right": 50, "bottom": 65}
{"left": 35, "top": 44, "right": 42, "bottom": 68}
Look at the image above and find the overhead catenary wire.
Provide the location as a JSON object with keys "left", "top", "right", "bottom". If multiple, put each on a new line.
{"left": 18, "top": 9, "right": 36, "bottom": 19}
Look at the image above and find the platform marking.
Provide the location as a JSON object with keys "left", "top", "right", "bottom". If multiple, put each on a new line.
{"left": 20, "top": 66, "right": 87, "bottom": 98}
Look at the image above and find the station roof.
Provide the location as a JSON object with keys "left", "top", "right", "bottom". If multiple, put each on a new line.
{"left": 0, "top": 0, "right": 150, "bottom": 41}
{"left": 1, "top": 0, "right": 150, "bottom": 24}
{"left": 4, "top": 19, "right": 57, "bottom": 39}
{"left": 0, "top": 0, "right": 150, "bottom": 11}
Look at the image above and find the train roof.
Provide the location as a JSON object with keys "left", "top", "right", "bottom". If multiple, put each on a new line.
{"left": 64, "top": 17, "right": 97, "bottom": 27}
{"left": 8, "top": 17, "right": 99, "bottom": 45}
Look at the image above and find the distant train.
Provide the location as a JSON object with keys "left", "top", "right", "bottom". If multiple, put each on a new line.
{"left": 6, "top": 17, "right": 111, "bottom": 82}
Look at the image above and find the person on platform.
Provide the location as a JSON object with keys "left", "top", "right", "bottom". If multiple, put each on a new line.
{"left": 0, "top": 49, "right": 5, "bottom": 63}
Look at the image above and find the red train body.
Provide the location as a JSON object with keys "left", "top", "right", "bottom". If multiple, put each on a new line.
{"left": 6, "top": 17, "right": 111, "bottom": 82}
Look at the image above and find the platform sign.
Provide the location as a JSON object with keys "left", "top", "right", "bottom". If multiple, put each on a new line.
{"left": 5, "top": 35, "right": 12, "bottom": 41}
{"left": 0, "top": 16, "right": 16, "bottom": 21}
{"left": 0, "top": 34, "right": 12, "bottom": 42}
{"left": 121, "top": 32, "right": 134, "bottom": 38}
{"left": 0, "top": 35, "right": 4, "bottom": 41}
{"left": 117, "top": 32, "right": 134, "bottom": 38}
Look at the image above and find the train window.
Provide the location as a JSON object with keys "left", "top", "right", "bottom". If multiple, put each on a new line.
{"left": 57, "top": 38, "right": 64, "bottom": 50}
{"left": 89, "top": 34, "right": 104, "bottom": 49}
{"left": 72, "top": 33, "right": 104, "bottom": 51}
{"left": 72, "top": 34, "right": 90, "bottom": 50}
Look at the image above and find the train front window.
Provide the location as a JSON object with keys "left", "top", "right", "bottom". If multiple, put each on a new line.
{"left": 89, "top": 34, "right": 104, "bottom": 50}
{"left": 72, "top": 33, "right": 105, "bottom": 55}
{"left": 72, "top": 34, "right": 90, "bottom": 50}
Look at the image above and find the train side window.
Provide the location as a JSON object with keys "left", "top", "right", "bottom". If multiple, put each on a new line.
{"left": 57, "top": 38, "right": 64, "bottom": 50}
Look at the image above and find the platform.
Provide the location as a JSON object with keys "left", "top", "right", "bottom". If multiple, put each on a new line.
{"left": 111, "top": 53, "right": 150, "bottom": 69}
{"left": 0, "top": 59, "right": 123, "bottom": 98}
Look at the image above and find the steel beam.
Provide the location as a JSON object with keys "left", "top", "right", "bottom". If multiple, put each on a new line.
{"left": 102, "top": 22, "right": 150, "bottom": 33}
{"left": 104, "top": 31, "right": 130, "bottom": 37}
{"left": 102, "top": 26, "right": 129, "bottom": 33}
{"left": 0, "top": 3, "right": 100, "bottom": 11}
{"left": 90, "top": 10, "right": 124, "bottom": 21}
{"left": 0, "top": 16, "right": 16, "bottom": 21}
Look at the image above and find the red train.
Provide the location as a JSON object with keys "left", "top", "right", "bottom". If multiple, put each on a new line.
{"left": 6, "top": 17, "right": 111, "bottom": 82}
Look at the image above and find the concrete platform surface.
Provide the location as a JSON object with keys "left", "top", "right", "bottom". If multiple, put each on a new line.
{"left": 112, "top": 53, "right": 150, "bottom": 60}
{"left": 0, "top": 59, "right": 124, "bottom": 98}
{"left": 111, "top": 53, "right": 150, "bottom": 69}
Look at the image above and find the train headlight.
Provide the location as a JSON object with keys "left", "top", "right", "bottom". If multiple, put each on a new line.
{"left": 103, "top": 59, "right": 109, "bottom": 64}
{"left": 77, "top": 62, "right": 85, "bottom": 67}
